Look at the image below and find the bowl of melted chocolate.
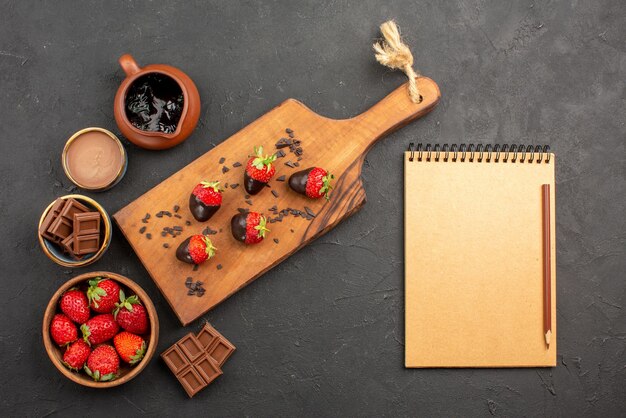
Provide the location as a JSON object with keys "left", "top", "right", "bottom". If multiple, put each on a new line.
{"left": 114, "top": 54, "right": 201, "bottom": 150}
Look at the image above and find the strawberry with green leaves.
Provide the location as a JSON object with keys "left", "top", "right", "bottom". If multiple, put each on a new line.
{"left": 176, "top": 234, "right": 217, "bottom": 265}
{"left": 244, "top": 146, "right": 277, "bottom": 194}
{"left": 114, "top": 331, "right": 146, "bottom": 365}
{"left": 59, "top": 288, "right": 90, "bottom": 324}
{"left": 189, "top": 180, "right": 223, "bottom": 222}
{"left": 84, "top": 345, "right": 119, "bottom": 382}
{"left": 289, "top": 167, "right": 334, "bottom": 200}
{"left": 81, "top": 313, "right": 120, "bottom": 345}
{"left": 87, "top": 277, "right": 121, "bottom": 313}
{"left": 63, "top": 340, "right": 91, "bottom": 371}
{"left": 231, "top": 211, "right": 270, "bottom": 244}
{"left": 114, "top": 290, "right": 148, "bottom": 334}
{"left": 50, "top": 313, "right": 78, "bottom": 346}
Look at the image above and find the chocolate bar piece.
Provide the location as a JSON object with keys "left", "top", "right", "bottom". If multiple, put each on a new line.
{"left": 73, "top": 211, "right": 101, "bottom": 236}
{"left": 193, "top": 354, "right": 222, "bottom": 385}
{"left": 39, "top": 199, "right": 65, "bottom": 241}
{"left": 73, "top": 233, "right": 100, "bottom": 255}
{"left": 197, "top": 323, "right": 236, "bottom": 367}
{"left": 47, "top": 216, "right": 73, "bottom": 240}
{"left": 59, "top": 198, "right": 89, "bottom": 221}
{"left": 178, "top": 366, "right": 206, "bottom": 398}
{"left": 177, "top": 334, "right": 205, "bottom": 363}
{"left": 162, "top": 345, "right": 189, "bottom": 375}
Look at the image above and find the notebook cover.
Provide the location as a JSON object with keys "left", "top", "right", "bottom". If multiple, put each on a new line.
{"left": 404, "top": 151, "right": 556, "bottom": 367}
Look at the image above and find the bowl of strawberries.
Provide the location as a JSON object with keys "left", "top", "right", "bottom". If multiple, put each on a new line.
{"left": 42, "top": 271, "right": 159, "bottom": 388}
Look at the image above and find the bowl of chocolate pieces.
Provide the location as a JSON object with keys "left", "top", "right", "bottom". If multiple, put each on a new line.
{"left": 38, "top": 194, "right": 112, "bottom": 267}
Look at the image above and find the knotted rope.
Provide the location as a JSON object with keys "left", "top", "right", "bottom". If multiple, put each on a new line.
{"left": 373, "top": 20, "right": 421, "bottom": 103}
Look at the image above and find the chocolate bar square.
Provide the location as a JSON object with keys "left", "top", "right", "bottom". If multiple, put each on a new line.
{"left": 193, "top": 354, "right": 222, "bottom": 385}
{"left": 161, "top": 345, "right": 190, "bottom": 375}
{"left": 59, "top": 198, "right": 89, "bottom": 221}
{"left": 196, "top": 324, "right": 220, "bottom": 350}
{"left": 208, "top": 339, "right": 236, "bottom": 367}
{"left": 177, "top": 334, "right": 204, "bottom": 363}
{"left": 73, "top": 233, "right": 100, "bottom": 255}
{"left": 178, "top": 366, "right": 207, "bottom": 398}
{"left": 47, "top": 216, "right": 73, "bottom": 240}
{"left": 73, "top": 211, "right": 101, "bottom": 236}
{"left": 39, "top": 199, "right": 65, "bottom": 241}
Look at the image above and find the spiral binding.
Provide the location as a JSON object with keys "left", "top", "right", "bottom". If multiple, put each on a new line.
{"left": 407, "top": 143, "right": 551, "bottom": 163}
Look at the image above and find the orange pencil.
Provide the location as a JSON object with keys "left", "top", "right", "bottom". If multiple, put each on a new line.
{"left": 542, "top": 184, "right": 552, "bottom": 347}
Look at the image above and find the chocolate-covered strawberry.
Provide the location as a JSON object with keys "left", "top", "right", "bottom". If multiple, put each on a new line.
{"left": 189, "top": 181, "right": 223, "bottom": 222}
{"left": 289, "top": 167, "right": 334, "bottom": 200}
{"left": 176, "top": 234, "right": 216, "bottom": 265}
{"left": 244, "top": 146, "right": 277, "bottom": 195}
{"left": 231, "top": 211, "right": 269, "bottom": 244}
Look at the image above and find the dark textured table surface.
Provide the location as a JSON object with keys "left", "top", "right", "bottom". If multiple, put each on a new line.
{"left": 1, "top": 1, "right": 624, "bottom": 416}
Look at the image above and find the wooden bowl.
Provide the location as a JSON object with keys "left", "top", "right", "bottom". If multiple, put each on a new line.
{"left": 42, "top": 271, "right": 159, "bottom": 388}
{"left": 38, "top": 194, "right": 112, "bottom": 268}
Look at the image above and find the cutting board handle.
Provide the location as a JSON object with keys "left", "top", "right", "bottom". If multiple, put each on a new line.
{"left": 351, "top": 76, "right": 440, "bottom": 150}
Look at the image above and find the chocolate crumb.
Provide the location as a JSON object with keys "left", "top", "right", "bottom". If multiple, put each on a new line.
{"left": 271, "top": 190, "right": 279, "bottom": 198}
{"left": 245, "top": 199, "right": 253, "bottom": 206}
{"left": 286, "top": 128, "right": 293, "bottom": 134}
{"left": 237, "top": 208, "right": 248, "bottom": 214}
{"left": 217, "top": 264, "right": 223, "bottom": 270}
{"left": 230, "top": 183, "right": 239, "bottom": 189}
{"left": 163, "top": 243, "right": 170, "bottom": 248}
{"left": 297, "top": 157, "right": 302, "bottom": 161}
{"left": 273, "top": 238, "right": 279, "bottom": 244}
{"left": 285, "top": 161, "right": 295, "bottom": 168}
{"left": 185, "top": 277, "right": 193, "bottom": 287}
{"left": 146, "top": 233, "right": 152, "bottom": 239}
{"left": 142, "top": 219, "right": 148, "bottom": 224}
{"left": 275, "top": 149, "right": 286, "bottom": 158}
{"left": 276, "top": 175, "right": 286, "bottom": 182}
{"left": 174, "top": 214, "right": 182, "bottom": 219}
{"left": 139, "top": 226, "right": 146, "bottom": 234}
{"left": 224, "top": 183, "right": 229, "bottom": 188}
{"left": 222, "top": 166, "right": 229, "bottom": 174}
{"left": 294, "top": 162, "right": 300, "bottom": 167}
{"left": 290, "top": 229, "right": 294, "bottom": 233}
{"left": 145, "top": 213, "right": 151, "bottom": 219}
{"left": 193, "top": 265, "right": 199, "bottom": 271}
{"left": 219, "top": 157, "right": 225, "bottom": 164}
{"left": 232, "top": 161, "right": 242, "bottom": 167}
{"left": 245, "top": 194, "right": 250, "bottom": 199}
{"left": 304, "top": 207, "right": 316, "bottom": 218}
{"left": 173, "top": 226, "right": 183, "bottom": 231}
{"left": 188, "top": 290, "right": 195, "bottom": 296}
{"left": 161, "top": 231, "right": 167, "bottom": 237}
{"left": 173, "top": 205, "right": 180, "bottom": 212}
{"left": 156, "top": 212, "right": 163, "bottom": 218}
{"left": 186, "top": 220, "right": 192, "bottom": 226}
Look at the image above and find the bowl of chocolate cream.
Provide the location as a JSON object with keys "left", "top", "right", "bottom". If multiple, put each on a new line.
{"left": 62, "top": 127, "right": 127, "bottom": 191}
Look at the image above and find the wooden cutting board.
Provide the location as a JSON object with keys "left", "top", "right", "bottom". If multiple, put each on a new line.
{"left": 114, "top": 77, "right": 440, "bottom": 325}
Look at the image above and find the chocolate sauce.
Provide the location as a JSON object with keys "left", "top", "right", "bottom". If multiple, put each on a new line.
{"left": 243, "top": 172, "right": 266, "bottom": 195}
{"left": 230, "top": 213, "right": 248, "bottom": 243}
{"left": 288, "top": 168, "right": 314, "bottom": 195}
{"left": 176, "top": 236, "right": 194, "bottom": 264}
{"left": 189, "top": 194, "right": 220, "bottom": 222}
{"left": 125, "top": 73, "right": 184, "bottom": 133}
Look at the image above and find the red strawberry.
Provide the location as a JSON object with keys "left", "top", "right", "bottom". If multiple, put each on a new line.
{"left": 244, "top": 146, "right": 277, "bottom": 194}
{"left": 50, "top": 313, "right": 78, "bottom": 346}
{"left": 189, "top": 181, "right": 223, "bottom": 222}
{"left": 175, "top": 234, "right": 216, "bottom": 265}
{"left": 62, "top": 340, "right": 91, "bottom": 371}
{"left": 59, "top": 288, "right": 90, "bottom": 324}
{"left": 84, "top": 345, "right": 119, "bottom": 382}
{"left": 114, "top": 290, "right": 148, "bottom": 334}
{"left": 289, "top": 167, "right": 334, "bottom": 200}
{"left": 81, "top": 313, "right": 119, "bottom": 345}
{"left": 113, "top": 331, "right": 146, "bottom": 365}
{"left": 87, "top": 277, "right": 121, "bottom": 313}
{"left": 231, "top": 211, "right": 269, "bottom": 244}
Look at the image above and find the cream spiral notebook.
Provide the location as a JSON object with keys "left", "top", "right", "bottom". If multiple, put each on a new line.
{"left": 404, "top": 144, "right": 556, "bottom": 368}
